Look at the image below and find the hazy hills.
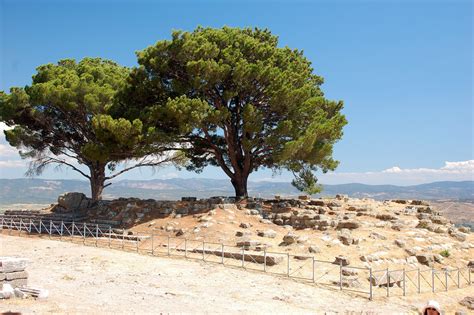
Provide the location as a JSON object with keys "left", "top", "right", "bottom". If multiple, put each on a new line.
{"left": 0, "top": 178, "right": 473, "bottom": 205}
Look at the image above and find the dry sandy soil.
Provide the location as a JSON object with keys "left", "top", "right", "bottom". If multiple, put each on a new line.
{"left": 1, "top": 235, "right": 473, "bottom": 314}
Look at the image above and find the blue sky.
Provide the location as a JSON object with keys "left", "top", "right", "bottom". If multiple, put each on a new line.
{"left": 0, "top": 0, "right": 472, "bottom": 185}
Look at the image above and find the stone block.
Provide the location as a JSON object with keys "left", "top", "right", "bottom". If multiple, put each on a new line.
{"left": 333, "top": 255, "right": 350, "bottom": 266}
{"left": 0, "top": 257, "right": 29, "bottom": 273}
{"left": 0, "top": 278, "right": 28, "bottom": 288}
{"left": 4, "top": 271, "right": 28, "bottom": 281}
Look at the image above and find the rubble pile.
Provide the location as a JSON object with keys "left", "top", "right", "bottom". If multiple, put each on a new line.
{"left": 0, "top": 257, "right": 48, "bottom": 300}
{"left": 0, "top": 257, "right": 29, "bottom": 289}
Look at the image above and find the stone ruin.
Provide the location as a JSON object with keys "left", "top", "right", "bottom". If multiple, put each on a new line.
{"left": 0, "top": 257, "right": 48, "bottom": 299}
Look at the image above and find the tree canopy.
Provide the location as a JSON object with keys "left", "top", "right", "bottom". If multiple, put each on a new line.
{"left": 0, "top": 58, "right": 176, "bottom": 201}
{"left": 116, "top": 26, "right": 347, "bottom": 198}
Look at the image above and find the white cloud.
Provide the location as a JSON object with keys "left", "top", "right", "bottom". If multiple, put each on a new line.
{"left": 320, "top": 160, "right": 474, "bottom": 185}
{"left": 0, "top": 143, "right": 19, "bottom": 157}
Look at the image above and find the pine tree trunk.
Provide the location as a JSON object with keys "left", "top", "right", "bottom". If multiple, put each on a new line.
{"left": 231, "top": 175, "right": 249, "bottom": 200}
{"left": 89, "top": 163, "right": 106, "bottom": 201}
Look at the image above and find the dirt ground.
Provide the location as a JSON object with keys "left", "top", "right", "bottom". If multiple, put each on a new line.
{"left": 1, "top": 235, "right": 473, "bottom": 314}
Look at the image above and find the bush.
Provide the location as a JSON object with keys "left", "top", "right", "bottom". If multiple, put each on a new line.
{"left": 439, "top": 250, "right": 450, "bottom": 258}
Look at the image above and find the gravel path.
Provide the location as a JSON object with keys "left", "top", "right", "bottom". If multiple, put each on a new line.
{"left": 1, "top": 235, "right": 472, "bottom": 314}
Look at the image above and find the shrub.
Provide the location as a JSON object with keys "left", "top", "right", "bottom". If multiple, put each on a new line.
{"left": 439, "top": 250, "right": 450, "bottom": 258}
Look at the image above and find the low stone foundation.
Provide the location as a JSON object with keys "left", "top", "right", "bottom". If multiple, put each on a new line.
{"left": 0, "top": 257, "right": 29, "bottom": 289}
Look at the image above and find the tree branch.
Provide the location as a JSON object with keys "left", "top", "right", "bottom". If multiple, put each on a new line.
{"left": 104, "top": 155, "right": 176, "bottom": 180}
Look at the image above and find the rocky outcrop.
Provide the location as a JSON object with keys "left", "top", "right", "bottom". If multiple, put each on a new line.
{"left": 459, "top": 296, "right": 474, "bottom": 310}
{"left": 416, "top": 254, "right": 434, "bottom": 267}
{"left": 282, "top": 232, "right": 299, "bottom": 245}
{"left": 58, "top": 192, "right": 90, "bottom": 212}
{"left": 333, "top": 256, "right": 350, "bottom": 266}
{"left": 257, "top": 229, "right": 276, "bottom": 238}
{"left": 336, "top": 220, "right": 360, "bottom": 230}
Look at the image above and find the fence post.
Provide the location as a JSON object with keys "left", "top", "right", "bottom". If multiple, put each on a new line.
{"left": 108, "top": 226, "right": 111, "bottom": 248}
{"left": 96, "top": 224, "right": 99, "bottom": 247}
{"left": 83, "top": 223, "right": 86, "bottom": 245}
{"left": 287, "top": 253, "right": 290, "bottom": 277}
{"left": 184, "top": 238, "right": 187, "bottom": 258}
{"left": 221, "top": 243, "right": 224, "bottom": 264}
{"left": 60, "top": 221, "right": 63, "bottom": 240}
{"left": 39, "top": 219, "right": 42, "bottom": 234}
{"left": 9, "top": 218, "right": 13, "bottom": 235}
{"left": 417, "top": 268, "right": 421, "bottom": 293}
{"left": 242, "top": 247, "right": 245, "bottom": 268}
{"left": 432, "top": 268, "right": 435, "bottom": 293}
{"left": 168, "top": 236, "right": 171, "bottom": 256}
{"left": 339, "top": 261, "right": 343, "bottom": 290}
{"left": 151, "top": 231, "right": 154, "bottom": 255}
{"left": 29, "top": 219, "right": 32, "bottom": 234}
{"left": 386, "top": 268, "right": 390, "bottom": 297}
{"left": 49, "top": 221, "right": 52, "bottom": 239}
{"left": 19, "top": 218, "right": 23, "bottom": 236}
{"left": 369, "top": 268, "right": 373, "bottom": 300}
{"left": 403, "top": 268, "right": 406, "bottom": 296}
{"left": 445, "top": 269, "right": 448, "bottom": 291}
{"left": 259, "top": 248, "right": 265, "bottom": 272}
{"left": 136, "top": 232, "right": 139, "bottom": 253}
{"left": 72, "top": 221, "right": 75, "bottom": 238}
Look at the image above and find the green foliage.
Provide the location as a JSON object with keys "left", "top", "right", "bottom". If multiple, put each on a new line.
{"left": 117, "top": 26, "right": 347, "bottom": 196}
{"left": 0, "top": 58, "right": 173, "bottom": 200}
{"left": 291, "top": 167, "right": 322, "bottom": 195}
{"left": 1, "top": 58, "right": 129, "bottom": 160}
{"left": 439, "top": 250, "right": 450, "bottom": 258}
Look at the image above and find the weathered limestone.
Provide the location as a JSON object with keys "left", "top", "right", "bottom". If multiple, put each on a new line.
{"left": 0, "top": 257, "right": 29, "bottom": 273}
{"left": 191, "top": 248, "right": 282, "bottom": 266}
{"left": 282, "top": 232, "right": 299, "bottom": 245}
{"left": 406, "top": 256, "right": 418, "bottom": 264}
{"left": 333, "top": 276, "right": 360, "bottom": 288}
{"left": 459, "top": 296, "right": 474, "bottom": 310}
{"left": 236, "top": 239, "right": 264, "bottom": 250}
{"left": 308, "top": 245, "right": 321, "bottom": 254}
{"left": 451, "top": 231, "right": 467, "bottom": 242}
{"left": 342, "top": 268, "right": 358, "bottom": 276}
{"left": 430, "top": 215, "right": 449, "bottom": 225}
{"left": 369, "top": 232, "right": 386, "bottom": 240}
{"left": 0, "top": 257, "right": 29, "bottom": 290}
{"left": 369, "top": 270, "right": 404, "bottom": 287}
{"left": 333, "top": 256, "right": 350, "bottom": 266}
{"left": 376, "top": 214, "right": 397, "bottom": 221}
{"left": 257, "top": 230, "right": 276, "bottom": 238}
{"left": 416, "top": 254, "right": 434, "bottom": 267}
{"left": 338, "top": 229, "right": 352, "bottom": 246}
{"left": 235, "top": 231, "right": 251, "bottom": 237}
{"left": 394, "top": 239, "right": 406, "bottom": 248}
{"left": 58, "top": 192, "right": 89, "bottom": 211}
{"left": 336, "top": 220, "right": 360, "bottom": 230}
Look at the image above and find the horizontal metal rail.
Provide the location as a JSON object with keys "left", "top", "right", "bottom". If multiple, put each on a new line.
{"left": 1, "top": 217, "right": 472, "bottom": 301}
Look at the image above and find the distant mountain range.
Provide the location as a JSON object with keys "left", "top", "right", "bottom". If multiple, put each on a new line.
{"left": 0, "top": 178, "right": 473, "bottom": 205}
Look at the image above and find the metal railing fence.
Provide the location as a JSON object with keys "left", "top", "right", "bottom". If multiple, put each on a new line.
{"left": 1, "top": 217, "right": 472, "bottom": 300}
